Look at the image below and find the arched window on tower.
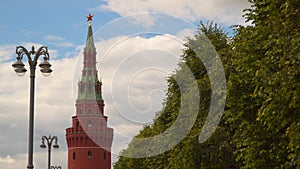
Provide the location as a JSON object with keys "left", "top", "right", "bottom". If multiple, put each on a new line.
{"left": 88, "top": 120, "right": 92, "bottom": 128}
{"left": 88, "top": 151, "right": 92, "bottom": 159}
{"left": 73, "top": 152, "right": 76, "bottom": 160}
{"left": 104, "top": 151, "right": 106, "bottom": 160}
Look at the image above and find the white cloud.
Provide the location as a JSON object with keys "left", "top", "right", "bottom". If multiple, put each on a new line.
{"left": 0, "top": 151, "right": 67, "bottom": 169}
{"left": 0, "top": 155, "right": 15, "bottom": 164}
{"left": 45, "top": 35, "right": 75, "bottom": 48}
{"left": 89, "top": 32, "right": 189, "bottom": 155}
{"left": 99, "top": 0, "right": 251, "bottom": 27}
{"left": 19, "top": 30, "right": 39, "bottom": 37}
{"left": 45, "top": 35, "right": 66, "bottom": 41}
{"left": 176, "top": 28, "right": 197, "bottom": 40}
{"left": 55, "top": 42, "right": 75, "bottom": 48}
{"left": 0, "top": 45, "right": 15, "bottom": 62}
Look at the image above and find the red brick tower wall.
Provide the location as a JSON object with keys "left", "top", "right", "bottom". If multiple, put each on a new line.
{"left": 66, "top": 116, "right": 113, "bottom": 169}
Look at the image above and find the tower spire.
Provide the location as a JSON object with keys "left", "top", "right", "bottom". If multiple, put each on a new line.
{"left": 85, "top": 13, "right": 95, "bottom": 52}
{"left": 78, "top": 14, "right": 102, "bottom": 102}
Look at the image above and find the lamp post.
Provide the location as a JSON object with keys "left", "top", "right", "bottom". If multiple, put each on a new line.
{"left": 40, "top": 135, "right": 59, "bottom": 169}
{"left": 51, "top": 165, "right": 62, "bottom": 169}
{"left": 12, "top": 46, "right": 52, "bottom": 169}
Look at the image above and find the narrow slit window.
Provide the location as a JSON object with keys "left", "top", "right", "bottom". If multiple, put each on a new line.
{"left": 88, "top": 151, "right": 92, "bottom": 159}
{"left": 73, "top": 152, "right": 76, "bottom": 160}
{"left": 88, "top": 120, "right": 92, "bottom": 128}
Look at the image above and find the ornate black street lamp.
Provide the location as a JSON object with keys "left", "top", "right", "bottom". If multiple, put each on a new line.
{"left": 12, "top": 46, "right": 52, "bottom": 169}
{"left": 51, "top": 165, "right": 62, "bottom": 169}
{"left": 40, "top": 135, "right": 59, "bottom": 169}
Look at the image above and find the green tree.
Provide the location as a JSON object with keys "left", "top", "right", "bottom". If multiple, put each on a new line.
{"left": 226, "top": 0, "right": 300, "bottom": 168}
{"left": 115, "top": 1, "right": 300, "bottom": 168}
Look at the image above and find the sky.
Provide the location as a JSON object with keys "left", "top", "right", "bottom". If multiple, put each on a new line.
{"left": 0, "top": 0, "right": 251, "bottom": 168}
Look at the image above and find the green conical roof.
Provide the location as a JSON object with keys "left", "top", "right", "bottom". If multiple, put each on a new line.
{"left": 77, "top": 19, "right": 103, "bottom": 102}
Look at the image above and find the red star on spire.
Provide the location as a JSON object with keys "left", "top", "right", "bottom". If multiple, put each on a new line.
{"left": 86, "top": 13, "right": 93, "bottom": 21}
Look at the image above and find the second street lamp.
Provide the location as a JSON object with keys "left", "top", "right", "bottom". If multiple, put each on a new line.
{"left": 40, "top": 135, "right": 59, "bottom": 169}
{"left": 12, "top": 46, "right": 52, "bottom": 169}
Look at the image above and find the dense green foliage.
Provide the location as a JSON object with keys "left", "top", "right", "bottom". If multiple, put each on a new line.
{"left": 226, "top": 0, "right": 300, "bottom": 168}
{"left": 114, "top": 0, "right": 299, "bottom": 168}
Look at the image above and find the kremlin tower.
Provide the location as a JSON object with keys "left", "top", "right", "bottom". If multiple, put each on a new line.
{"left": 66, "top": 14, "right": 114, "bottom": 169}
